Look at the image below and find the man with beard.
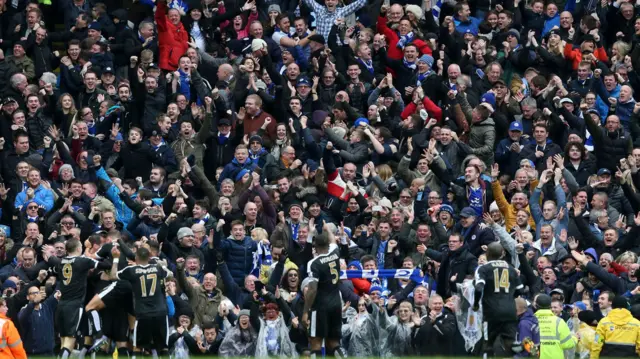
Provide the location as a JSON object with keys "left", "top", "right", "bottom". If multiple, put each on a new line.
{"left": 557, "top": 254, "right": 580, "bottom": 295}
{"left": 140, "top": 167, "right": 168, "bottom": 198}
{"left": 111, "top": 83, "right": 138, "bottom": 137}
{"left": 133, "top": 68, "right": 166, "bottom": 134}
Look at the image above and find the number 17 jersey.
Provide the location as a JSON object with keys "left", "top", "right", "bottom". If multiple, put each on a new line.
{"left": 117, "top": 264, "right": 169, "bottom": 319}
{"left": 306, "top": 244, "right": 341, "bottom": 310}
{"left": 474, "top": 260, "right": 523, "bottom": 322}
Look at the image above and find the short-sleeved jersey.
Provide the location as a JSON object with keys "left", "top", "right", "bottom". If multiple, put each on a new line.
{"left": 58, "top": 255, "right": 99, "bottom": 303}
{"left": 474, "top": 260, "right": 523, "bottom": 322}
{"left": 306, "top": 244, "right": 341, "bottom": 309}
{"left": 117, "top": 264, "right": 168, "bottom": 318}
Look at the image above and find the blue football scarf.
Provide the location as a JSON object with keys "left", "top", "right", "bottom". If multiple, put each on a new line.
{"left": 250, "top": 242, "right": 272, "bottom": 277}
{"left": 339, "top": 268, "right": 425, "bottom": 282}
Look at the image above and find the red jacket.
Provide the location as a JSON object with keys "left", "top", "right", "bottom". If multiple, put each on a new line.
{"left": 377, "top": 16, "right": 432, "bottom": 60}
{"left": 351, "top": 278, "right": 371, "bottom": 295}
{"left": 156, "top": 0, "right": 189, "bottom": 71}
{"left": 563, "top": 43, "right": 608, "bottom": 70}
{"left": 401, "top": 96, "right": 442, "bottom": 121}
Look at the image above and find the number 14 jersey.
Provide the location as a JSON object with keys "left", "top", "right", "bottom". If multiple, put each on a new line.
{"left": 117, "top": 264, "right": 169, "bottom": 318}
{"left": 474, "top": 260, "right": 523, "bottom": 322}
{"left": 307, "top": 244, "right": 342, "bottom": 310}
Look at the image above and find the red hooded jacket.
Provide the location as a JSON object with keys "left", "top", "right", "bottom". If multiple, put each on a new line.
{"left": 156, "top": 0, "right": 189, "bottom": 71}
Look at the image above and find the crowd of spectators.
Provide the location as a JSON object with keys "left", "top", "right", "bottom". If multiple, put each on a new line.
{"left": 4, "top": 0, "right": 640, "bottom": 356}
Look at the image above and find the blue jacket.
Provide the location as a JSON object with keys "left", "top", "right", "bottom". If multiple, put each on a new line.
{"left": 217, "top": 234, "right": 257, "bottom": 286}
{"left": 516, "top": 308, "right": 540, "bottom": 357}
{"left": 594, "top": 80, "right": 620, "bottom": 123}
{"left": 18, "top": 294, "right": 58, "bottom": 355}
{"left": 542, "top": 14, "right": 560, "bottom": 37}
{"left": 495, "top": 137, "right": 532, "bottom": 177}
{"left": 14, "top": 185, "right": 54, "bottom": 212}
{"left": 454, "top": 16, "right": 480, "bottom": 35}
{"left": 217, "top": 158, "right": 257, "bottom": 190}
{"left": 96, "top": 167, "right": 135, "bottom": 227}
{"left": 530, "top": 185, "right": 568, "bottom": 238}
{"left": 218, "top": 261, "right": 252, "bottom": 307}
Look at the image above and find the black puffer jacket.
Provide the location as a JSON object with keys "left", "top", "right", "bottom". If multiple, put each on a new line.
{"left": 586, "top": 116, "right": 632, "bottom": 171}
{"left": 427, "top": 246, "right": 478, "bottom": 299}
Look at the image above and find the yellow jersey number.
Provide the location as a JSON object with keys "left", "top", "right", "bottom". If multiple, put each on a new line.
{"left": 62, "top": 263, "right": 73, "bottom": 285}
{"left": 329, "top": 262, "right": 339, "bottom": 284}
{"left": 139, "top": 273, "right": 158, "bottom": 297}
{"left": 493, "top": 268, "right": 510, "bottom": 293}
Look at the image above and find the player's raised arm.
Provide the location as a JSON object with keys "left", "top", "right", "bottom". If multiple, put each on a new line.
{"left": 109, "top": 245, "right": 121, "bottom": 280}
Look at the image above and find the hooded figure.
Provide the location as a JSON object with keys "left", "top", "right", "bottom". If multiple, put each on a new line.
{"left": 342, "top": 299, "right": 380, "bottom": 356}
{"left": 378, "top": 301, "right": 418, "bottom": 356}
{"left": 219, "top": 310, "right": 257, "bottom": 357}
{"left": 169, "top": 306, "right": 202, "bottom": 358}
{"left": 255, "top": 302, "right": 298, "bottom": 358}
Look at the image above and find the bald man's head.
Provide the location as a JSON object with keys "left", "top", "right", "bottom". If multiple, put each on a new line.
{"left": 486, "top": 242, "right": 504, "bottom": 261}
{"left": 515, "top": 297, "right": 528, "bottom": 315}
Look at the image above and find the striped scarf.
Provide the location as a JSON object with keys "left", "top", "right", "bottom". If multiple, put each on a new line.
{"left": 251, "top": 242, "right": 272, "bottom": 277}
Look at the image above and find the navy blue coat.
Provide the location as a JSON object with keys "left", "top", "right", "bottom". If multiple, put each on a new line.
{"left": 217, "top": 235, "right": 257, "bottom": 286}
{"left": 18, "top": 294, "right": 57, "bottom": 355}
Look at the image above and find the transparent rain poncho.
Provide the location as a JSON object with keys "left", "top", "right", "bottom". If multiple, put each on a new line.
{"left": 341, "top": 306, "right": 380, "bottom": 357}
{"left": 218, "top": 325, "right": 258, "bottom": 358}
{"left": 377, "top": 305, "right": 417, "bottom": 357}
{"left": 255, "top": 314, "right": 298, "bottom": 359}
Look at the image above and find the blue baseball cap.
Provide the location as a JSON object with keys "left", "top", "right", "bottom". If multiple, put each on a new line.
{"left": 354, "top": 117, "right": 369, "bottom": 128}
{"left": 480, "top": 92, "right": 496, "bottom": 113}
{"left": 509, "top": 121, "right": 523, "bottom": 132}
{"left": 460, "top": 207, "right": 477, "bottom": 218}
{"left": 296, "top": 77, "right": 311, "bottom": 87}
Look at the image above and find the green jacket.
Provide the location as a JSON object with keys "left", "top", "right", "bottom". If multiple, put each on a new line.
{"left": 177, "top": 266, "right": 225, "bottom": 326}
{"left": 534, "top": 309, "right": 576, "bottom": 359}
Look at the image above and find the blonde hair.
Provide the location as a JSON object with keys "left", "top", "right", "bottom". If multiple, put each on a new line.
{"left": 616, "top": 251, "right": 638, "bottom": 265}
{"left": 376, "top": 164, "right": 393, "bottom": 181}
{"left": 140, "top": 49, "right": 154, "bottom": 63}
{"left": 251, "top": 228, "right": 268, "bottom": 242}
{"left": 613, "top": 41, "right": 631, "bottom": 60}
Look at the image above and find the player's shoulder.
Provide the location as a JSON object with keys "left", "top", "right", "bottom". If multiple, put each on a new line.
{"left": 117, "top": 264, "right": 135, "bottom": 276}
{"left": 483, "top": 260, "right": 512, "bottom": 269}
{"left": 79, "top": 255, "right": 98, "bottom": 262}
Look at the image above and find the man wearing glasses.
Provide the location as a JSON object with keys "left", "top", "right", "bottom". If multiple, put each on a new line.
{"left": 18, "top": 287, "right": 60, "bottom": 356}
